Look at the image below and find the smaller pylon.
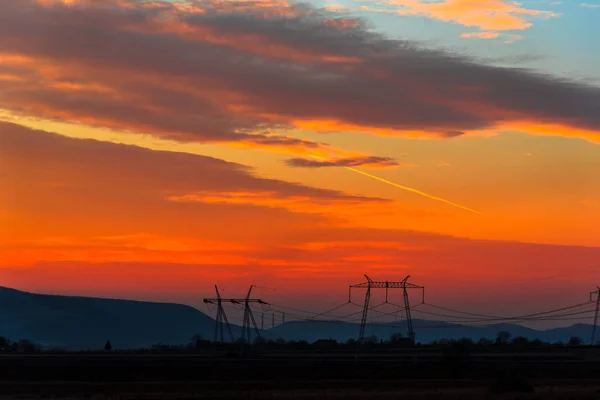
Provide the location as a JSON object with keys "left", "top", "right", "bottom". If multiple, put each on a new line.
{"left": 591, "top": 287, "right": 600, "bottom": 345}
{"left": 204, "top": 285, "right": 235, "bottom": 343}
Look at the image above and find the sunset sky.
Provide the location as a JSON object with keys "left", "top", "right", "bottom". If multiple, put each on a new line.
{"left": 1, "top": 0, "right": 599, "bottom": 323}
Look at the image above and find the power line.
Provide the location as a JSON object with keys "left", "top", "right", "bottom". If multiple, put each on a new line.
{"left": 421, "top": 301, "right": 593, "bottom": 320}
{"left": 266, "top": 301, "right": 597, "bottom": 331}
{"left": 424, "top": 303, "right": 506, "bottom": 319}
{"left": 204, "top": 278, "right": 599, "bottom": 343}
{"left": 260, "top": 312, "right": 596, "bottom": 331}
{"left": 413, "top": 304, "right": 595, "bottom": 322}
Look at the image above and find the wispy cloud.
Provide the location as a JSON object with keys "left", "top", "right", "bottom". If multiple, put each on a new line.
{"left": 503, "top": 33, "right": 524, "bottom": 44}
{"left": 285, "top": 156, "right": 404, "bottom": 168}
{"left": 0, "top": 121, "right": 380, "bottom": 216}
{"left": 581, "top": 2, "right": 600, "bottom": 7}
{"left": 460, "top": 31, "right": 501, "bottom": 39}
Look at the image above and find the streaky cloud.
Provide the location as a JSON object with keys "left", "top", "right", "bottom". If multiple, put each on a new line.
{"left": 286, "top": 155, "right": 403, "bottom": 168}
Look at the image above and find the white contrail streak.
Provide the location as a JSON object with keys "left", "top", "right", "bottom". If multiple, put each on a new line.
{"left": 309, "top": 155, "right": 481, "bottom": 214}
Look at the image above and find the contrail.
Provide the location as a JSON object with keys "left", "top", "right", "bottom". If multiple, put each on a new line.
{"left": 309, "top": 155, "right": 481, "bottom": 214}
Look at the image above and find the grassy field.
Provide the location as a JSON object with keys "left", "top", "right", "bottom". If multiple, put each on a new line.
{"left": 0, "top": 350, "right": 599, "bottom": 399}
{"left": 0, "top": 381, "right": 598, "bottom": 399}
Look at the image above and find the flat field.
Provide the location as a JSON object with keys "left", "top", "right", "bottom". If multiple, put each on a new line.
{"left": 0, "top": 348, "right": 599, "bottom": 399}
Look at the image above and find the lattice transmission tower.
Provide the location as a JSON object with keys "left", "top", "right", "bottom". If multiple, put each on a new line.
{"left": 202, "top": 285, "right": 235, "bottom": 343}
{"left": 591, "top": 287, "right": 600, "bottom": 345}
{"left": 236, "top": 285, "right": 265, "bottom": 343}
{"left": 349, "top": 275, "right": 424, "bottom": 344}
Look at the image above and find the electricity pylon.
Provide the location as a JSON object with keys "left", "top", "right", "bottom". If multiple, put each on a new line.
{"left": 235, "top": 285, "right": 264, "bottom": 343}
{"left": 203, "top": 285, "right": 234, "bottom": 343}
{"left": 203, "top": 285, "right": 267, "bottom": 343}
{"left": 358, "top": 275, "right": 372, "bottom": 344}
{"left": 269, "top": 311, "right": 285, "bottom": 328}
{"left": 591, "top": 287, "right": 600, "bottom": 345}
{"left": 350, "top": 275, "right": 424, "bottom": 344}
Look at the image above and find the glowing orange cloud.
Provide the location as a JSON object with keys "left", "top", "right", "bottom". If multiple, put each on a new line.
{"left": 291, "top": 119, "right": 458, "bottom": 139}
{"left": 293, "top": 119, "right": 600, "bottom": 145}
{"left": 166, "top": 190, "right": 391, "bottom": 220}
{"left": 381, "top": 0, "right": 558, "bottom": 31}
{"left": 0, "top": 235, "right": 255, "bottom": 267}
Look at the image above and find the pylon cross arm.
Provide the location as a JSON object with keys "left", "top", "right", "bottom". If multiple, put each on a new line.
{"left": 350, "top": 282, "right": 423, "bottom": 289}
{"left": 203, "top": 298, "right": 266, "bottom": 303}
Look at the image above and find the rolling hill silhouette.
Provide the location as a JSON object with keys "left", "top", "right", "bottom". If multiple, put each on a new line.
{"left": 0, "top": 286, "right": 217, "bottom": 349}
{"left": 265, "top": 320, "right": 594, "bottom": 344}
{"left": 0, "top": 287, "right": 594, "bottom": 349}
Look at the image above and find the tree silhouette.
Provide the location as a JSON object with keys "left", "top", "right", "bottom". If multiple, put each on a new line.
{"left": 190, "top": 333, "right": 203, "bottom": 342}
{"left": 0, "top": 337, "right": 10, "bottom": 352}
{"left": 496, "top": 331, "right": 512, "bottom": 345}
{"left": 275, "top": 337, "right": 286, "bottom": 345}
{"left": 389, "top": 332, "right": 404, "bottom": 343}
{"left": 253, "top": 337, "right": 267, "bottom": 346}
{"left": 511, "top": 336, "right": 530, "bottom": 348}
{"left": 190, "top": 333, "right": 203, "bottom": 349}
{"left": 363, "top": 335, "right": 378, "bottom": 344}
{"left": 567, "top": 336, "right": 582, "bottom": 346}
{"left": 18, "top": 339, "right": 40, "bottom": 353}
{"left": 104, "top": 340, "right": 112, "bottom": 352}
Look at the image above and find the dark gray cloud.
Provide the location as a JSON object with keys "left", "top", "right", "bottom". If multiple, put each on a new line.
{"left": 286, "top": 156, "right": 402, "bottom": 168}
{"left": 0, "top": 0, "right": 598, "bottom": 144}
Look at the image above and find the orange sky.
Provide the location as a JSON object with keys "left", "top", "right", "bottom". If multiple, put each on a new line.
{"left": 1, "top": 0, "right": 599, "bottom": 318}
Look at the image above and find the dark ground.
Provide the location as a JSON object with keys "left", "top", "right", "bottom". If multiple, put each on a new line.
{"left": 1, "top": 348, "right": 599, "bottom": 399}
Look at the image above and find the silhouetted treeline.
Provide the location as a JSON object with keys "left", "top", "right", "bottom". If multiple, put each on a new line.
{"left": 113, "top": 331, "right": 595, "bottom": 352}
{"left": 0, "top": 337, "right": 44, "bottom": 353}
{"left": 0, "top": 331, "right": 593, "bottom": 353}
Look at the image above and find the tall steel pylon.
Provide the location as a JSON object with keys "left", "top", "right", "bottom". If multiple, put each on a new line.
{"left": 591, "top": 287, "right": 600, "bottom": 345}
{"left": 358, "top": 275, "right": 372, "bottom": 345}
{"left": 401, "top": 276, "right": 416, "bottom": 341}
{"left": 203, "top": 285, "right": 234, "bottom": 343}
{"left": 240, "top": 285, "right": 262, "bottom": 344}
{"left": 350, "top": 275, "right": 424, "bottom": 344}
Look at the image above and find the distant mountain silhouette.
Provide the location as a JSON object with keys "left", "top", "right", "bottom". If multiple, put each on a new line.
{"left": 266, "top": 319, "right": 594, "bottom": 344}
{"left": 0, "top": 286, "right": 218, "bottom": 349}
{"left": 0, "top": 287, "right": 594, "bottom": 349}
